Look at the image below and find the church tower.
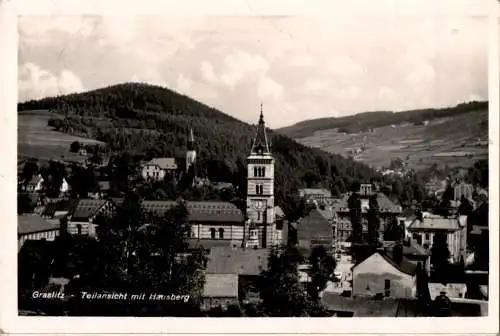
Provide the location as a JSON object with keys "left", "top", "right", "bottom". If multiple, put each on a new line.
{"left": 246, "top": 104, "right": 276, "bottom": 248}
{"left": 186, "top": 128, "right": 197, "bottom": 173}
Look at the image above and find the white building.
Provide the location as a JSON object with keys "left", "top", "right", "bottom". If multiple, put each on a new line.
{"left": 141, "top": 157, "right": 178, "bottom": 181}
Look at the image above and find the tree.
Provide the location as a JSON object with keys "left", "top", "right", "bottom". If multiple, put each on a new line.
{"left": 458, "top": 195, "right": 473, "bottom": 216}
{"left": 430, "top": 233, "right": 450, "bottom": 278}
{"left": 348, "top": 192, "right": 362, "bottom": 243}
{"left": 367, "top": 194, "right": 380, "bottom": 245}
{"left": 70, "top": 141, "right": 81, "bottom": 153}
{"left": 383, "top": 217, "right": 404, "bottom": 241}
{"left": 260, "top": 247, "right": 320, "bottom": 317}
{"left": 18, "top": 193, "right": 35, "bottom": 214}
{"left": 40, "top": 160, "right": 67, "bottom": 198}
{"left": 19, "top": 159, "right": 39, "bottom": 185}
{"left": 437, "top": 185, "right": 454, "bottom": 217}
{"left": 307, "top": 246, "right": 336, "bottom": 301}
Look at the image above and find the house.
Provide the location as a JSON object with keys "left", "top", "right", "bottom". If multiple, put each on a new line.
{"left": 22, "top": 174, "right": 44, "bottom": 193}
{"left": 352, "top": 251, "right": 418, "bottom": 299}
{"left": 66, "top": 199, "right": 117, "bottom": 236}
{"left": 206, "top": 247, "right": 270, "bottom": 303}
{"left": 328, "top": 184, "right": 402, "bottom": 243}
{"left": 18, "top": 214, "right": 60, "bottom": 250}
{"left": 407, "top": 213, "right": 467, "bottom": 264}
{"left": 41, "top": 198, "right": 75, "bottom": 219}
{"left": 296, "top": 208, "right": 334, "bottom": 254}
{"left": 298, "top": 188, "right": 332, "bottom": 203}
{"left": 201, "top": 274, "right": 239, "bottom": 312}
{"left": 141, "top": 157, "right": 178, "bottom": 181}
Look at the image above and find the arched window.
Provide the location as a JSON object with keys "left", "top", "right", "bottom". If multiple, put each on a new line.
{"left": 261, "top": 167, "right": 266, "bottom": 177}
{"left": 254, "top": 167, "right": 258, "bottom": 177}
{"left": 210, "top": 228, "right": 216, "bottom": 239}
{"left": 218, "top": 228, "right": 224, "bottom": 239}
{"left": 76, "top": 224, "right": 82, "bottom": 235}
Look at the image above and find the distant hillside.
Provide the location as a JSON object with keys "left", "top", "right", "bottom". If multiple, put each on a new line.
{"left": 277, "top": 101, "right": 488, "bottom": 139}
{"left": 283, "top": 103, "right": 488, "bottom": 171}
{"left": 18, "top": 83, "right": 380, "bottom": 209}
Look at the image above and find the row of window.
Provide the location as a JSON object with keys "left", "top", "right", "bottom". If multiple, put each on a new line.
{"left": 253, "top": 166, "right": 266, "bottom": 177}
{"left": 210, "top": 228, "right": 225, "bottom": 239}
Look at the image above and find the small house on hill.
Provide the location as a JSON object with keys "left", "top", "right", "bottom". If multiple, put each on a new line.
{"left": 141, "top": 157, "right": 178, "bottom": 181}
{"left": 352, "top": 251, "right": 419, "bottom": 299}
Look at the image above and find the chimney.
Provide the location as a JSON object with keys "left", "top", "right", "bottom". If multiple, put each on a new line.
{"left": 392, "top": 243, "right": 404, "bottom": 265}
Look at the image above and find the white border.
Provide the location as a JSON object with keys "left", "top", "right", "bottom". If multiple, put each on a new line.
{"left": 1, "top": 0, "right": 499, "bottom": 334}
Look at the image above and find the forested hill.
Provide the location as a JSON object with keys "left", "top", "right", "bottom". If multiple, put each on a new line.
{"left": 277, "top": 101, "right": 488, "bottom": 139}
{"left": 18, "top": 83, "right": 379, "bottom": 205}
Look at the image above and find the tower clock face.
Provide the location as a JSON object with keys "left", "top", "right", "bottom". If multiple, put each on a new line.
{"left": 253, "top": 200, "right": 265, "bottom": 210}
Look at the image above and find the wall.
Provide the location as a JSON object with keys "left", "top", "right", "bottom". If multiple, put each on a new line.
{"left": 141, "top": 165, "right": 166, "bottom": 181}
{"left": 200, "top": 297, "right": 239, "bottom": 311}
{"left": 18, "top": 229, "right": 59, "bottom": 250}
{"left": 68, "top": 220, "right": 98, "bottom": 237}
{"left": 352, "top": 253, "right": 416, "bottom": 299}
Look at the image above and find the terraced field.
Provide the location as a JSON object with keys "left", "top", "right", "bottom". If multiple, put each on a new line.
{"left": 296, "top": 109, "right": 488, "bottom": 170}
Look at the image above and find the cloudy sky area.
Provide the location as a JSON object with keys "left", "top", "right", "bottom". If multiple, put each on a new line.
{"left": 18, "top": 2, "right": 489, "bottom": 128}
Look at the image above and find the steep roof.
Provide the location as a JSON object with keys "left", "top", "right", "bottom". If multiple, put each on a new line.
{"left": 203, "top": 274, "right": 238, "bottom": 298}
{"left": 353, "top": 251, "right": 419, "bottom": 276}
{"left": 143, "top": 200, "right": 244, "bottom": 223}
{"left": 145, "top": 158, "right": 178, "bottom": 170}
{"left": 69, "top": 199, "right": 109, "bottom": 221}
{"left": 296, "top": 209, "right": 333, "bottom": 242}
{"left": 206, "top": 247, "right": 270, "bottom": 275}
{"left": 249, "top": 105, "right": 271, "bottom": 155}
{"left": 408, "top": 214, "right": 460, "bottom": 231}
{"left": 328, "top": 192, "right": 401, "bottom": 214}
{"left": 18, "top": 215, "right": 59, "bottom": 235}
{"left": 385, "top": 240, "right": 429, "bottom": 258}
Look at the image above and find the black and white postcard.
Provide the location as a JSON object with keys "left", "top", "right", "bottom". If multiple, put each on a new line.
{"left": 1, "top": 0, "right": 498, "bottom": 334}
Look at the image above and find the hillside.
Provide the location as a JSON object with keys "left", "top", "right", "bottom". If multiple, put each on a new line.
{"left": 277, "top": 102, "right": 488, "bottom": 170}
{"left": 17, "top": 83, "right": 379, "bottom": 208}
{"left": 18, "top": 110, "right": 105, "bottom": 163}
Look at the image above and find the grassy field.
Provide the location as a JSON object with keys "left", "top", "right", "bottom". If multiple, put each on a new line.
{"left": 18, "top": 110, "right": 104, "bottom": 163}
{"left": 296, "top": 109, "right": 488, "bottom": 170}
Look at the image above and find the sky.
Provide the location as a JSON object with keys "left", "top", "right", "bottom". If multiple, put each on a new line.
{"left": 17, "top": 1, "right": 490, "bottom": 128}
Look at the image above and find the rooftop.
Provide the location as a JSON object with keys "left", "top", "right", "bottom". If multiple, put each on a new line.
{"left": 69, "top": 199, "right": 109, "bottom": 221}
{"left": 321, "top": 293, "right": 399, "bottom": 317}
{"left": 203, "top": 274, "right": 239, "bottom": 298}
{"left": 206, "top": 247, "right": 270, "bottom": 275}
{"left": 145, "top": 157, "right": 178, "bottom": 170}
{"left": 408, "top": 214, "right": 461, "bottom": 231}
{"left": 18, "top": 214, "right": 59, "bottom": 235}
{"left": 143, "top": 200, "right": 244, "bottom": 223}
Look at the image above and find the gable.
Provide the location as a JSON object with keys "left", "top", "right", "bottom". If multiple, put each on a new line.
{"left": 353, "top": 253, "right": 413, "bottom": 278}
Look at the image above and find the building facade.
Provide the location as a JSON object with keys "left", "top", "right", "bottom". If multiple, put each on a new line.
{"left": 352, "top": 252, "right": 417, "bottom": 299}
{"left": 141, "top": 157, "right": 178, "bottom": 181}
{"left": 18, "top": 214, "right": 60, "bottom": 251}
{"left": 407, "top": 213, "right": 467, "bottom": 264}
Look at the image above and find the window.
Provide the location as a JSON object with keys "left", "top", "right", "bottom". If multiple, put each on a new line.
{"left": 249, "top": 229, "right": 258, "bottom": 239}
{"left": 257, "top": 212, "right": 261, "bottom": 221}
{"left": 425, "top": 233, "right": 430, "bottom": 241}
{"left": 76, "top": 224, "right": 82, "bottom": 235}
{"left": 255, "top": 185, "right": 263, "bottom": 195}
{"left": 384, "top": 280, "right": 391, "bottom": 297}
{"left": 254, "top": 167, "right": 258, "bottom": 177}
{"left": 261, "top": 167, "right": 266, "bottom": 177}
{"left": 218, "top": 228, "right": 224, "bottom": 239}
{"left": 210, "top": 228, "right": 216, "bottom": 239}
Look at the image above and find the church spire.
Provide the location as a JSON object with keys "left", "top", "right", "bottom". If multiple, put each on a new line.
{"left": 250, "top": 103, "right": 270, "bottom": 155}
{"left": 187, "top": 128, "right": 195, "bottom": 150}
